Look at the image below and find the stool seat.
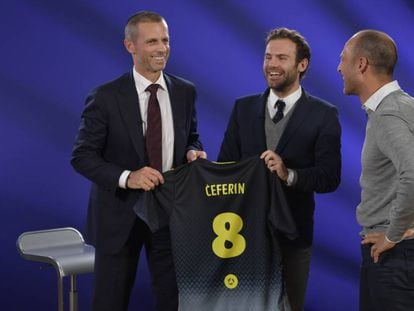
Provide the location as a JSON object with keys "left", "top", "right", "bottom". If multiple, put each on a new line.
{"left": 17, "top": 227, "right": 95, "bottom": 311}
{"left": 24, "top": 243, "right": 95, "bottom": 276}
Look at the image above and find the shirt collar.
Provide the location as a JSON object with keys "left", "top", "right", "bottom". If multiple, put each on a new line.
{"left": 269, "top": 86, "right": 302, "bottom": 109}
{"left": 133, "top": 67, "right": 168, "bottom": 94}
{"left": 363, "top": 80, "right": 400, "bottom": 112}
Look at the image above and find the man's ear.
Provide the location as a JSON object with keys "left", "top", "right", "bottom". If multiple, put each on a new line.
{"left": 124, "top": 39, "right": 135, "bottom": 54}
{"left": 359, "top": 56, "right": 369, "bottom": 73}
{"left": 298, "top": 58, "right": 309, "bottom": 74}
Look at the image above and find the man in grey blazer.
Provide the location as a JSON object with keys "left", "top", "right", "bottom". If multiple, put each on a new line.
{"left": 218, "top": 28, "right": 341, "bottom": 311}
{"left": 338, "top": 30, "right": 414, "bottom": 310}
{"left": 71, "top": 11, "right": 206, "bottom": 311}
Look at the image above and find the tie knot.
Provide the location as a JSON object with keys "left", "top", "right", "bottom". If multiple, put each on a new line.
{"left": 274, "top": 99, "right": 286, "bottom": 111}
{"left": 146, "top": 84, "right": 160, "bottom": 94}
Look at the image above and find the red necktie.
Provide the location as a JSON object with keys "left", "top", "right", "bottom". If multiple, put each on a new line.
{"left": 145, "top": 84, "right": 162, "bottom": 171}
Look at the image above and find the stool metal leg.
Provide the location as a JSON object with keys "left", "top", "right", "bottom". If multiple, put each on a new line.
{"left": 69, "top": 275, "right": 78, "bottom": 311}
{"left": 57, "top": 275, "right": 64, "bottom": 311}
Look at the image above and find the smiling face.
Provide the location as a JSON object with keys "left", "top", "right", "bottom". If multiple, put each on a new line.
{"left": 337, "top": 38, "right": 362, "bottom": 96}
{"left": 124, "top": 20, "right": 170, "bottom": 82}
{"left": 263, "top": 38, "right": 308, "bottom": 97}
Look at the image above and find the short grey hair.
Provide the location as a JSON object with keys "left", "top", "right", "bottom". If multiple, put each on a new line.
{"left": 124, "top": 11, "right": 165, "bottom": 42}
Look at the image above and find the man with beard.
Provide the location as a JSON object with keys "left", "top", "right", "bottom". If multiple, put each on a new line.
{"left": 218, "top": 27, "right": 341, "bottom": 311}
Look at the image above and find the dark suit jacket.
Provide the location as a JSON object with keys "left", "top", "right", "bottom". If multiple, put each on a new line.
{"left": 217, "top": 88, "right": 341, "bottom": 246}
{"left": 71, "top": 71, "right": 202, "bottom": 254}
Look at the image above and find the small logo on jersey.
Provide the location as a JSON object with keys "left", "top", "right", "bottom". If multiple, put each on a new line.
{"left": 224, "top": 274, "right": 238, "bottom": 289}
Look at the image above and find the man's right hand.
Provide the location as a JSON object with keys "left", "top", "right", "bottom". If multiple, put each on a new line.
{"left": 127, "top": 166, "right": 164, "bottom": 191}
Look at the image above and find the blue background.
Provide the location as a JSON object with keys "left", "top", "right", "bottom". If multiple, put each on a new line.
{"left": 2, "top": 0, "right": 413, "bottom": 310}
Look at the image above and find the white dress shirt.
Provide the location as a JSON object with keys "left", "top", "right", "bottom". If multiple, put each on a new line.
{"left": 267, "top": 86, "right": 302, "bottom": 119}
{"left": 363, "top": 80, "right": 400, "bottom": 112}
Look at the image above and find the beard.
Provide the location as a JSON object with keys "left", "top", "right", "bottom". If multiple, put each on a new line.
{"left": 342, "top": 79, "right": 358, "bottom": 96}
{"left": 266, "top": 69, "right": 299, "bottom": 93}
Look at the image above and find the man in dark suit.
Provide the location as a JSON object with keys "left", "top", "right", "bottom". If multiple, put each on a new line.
{"left": 71, "top": 11, "right": 206, "bottom": 311}
{"left": 218, "top": 28, "right": 341, "bottom": 311}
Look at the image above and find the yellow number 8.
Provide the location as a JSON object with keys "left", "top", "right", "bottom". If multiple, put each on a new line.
{"left": 212, "top": 212, "right": 246, "bottom": 258}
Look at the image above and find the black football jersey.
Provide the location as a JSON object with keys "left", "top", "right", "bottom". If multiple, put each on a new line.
{"left": 135, "top": 156, "right": 297, "bottom": 311}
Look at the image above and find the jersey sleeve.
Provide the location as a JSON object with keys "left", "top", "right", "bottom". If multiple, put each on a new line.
{"left": 133, "top": 170, "right": 175, "bottom": 233}
{"left": 268, "top": 173, "right": 298, "bottom": 240}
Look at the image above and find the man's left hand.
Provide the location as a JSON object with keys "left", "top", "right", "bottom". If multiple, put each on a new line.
{"left": 361, "top": 232, "right": 395, "bottom": 263}
{"left": 260, "top": 150, "right": 288, "bottom": 181}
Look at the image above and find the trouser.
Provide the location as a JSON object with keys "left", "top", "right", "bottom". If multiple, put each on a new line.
{"left": 360, "top": 239, "right": 414, "bottom": 311}
{"left": 92, "top": 218, "right": 178, "bottom": 311}
{"left": 279, "top": 241, "right": 312, "bottom": 311}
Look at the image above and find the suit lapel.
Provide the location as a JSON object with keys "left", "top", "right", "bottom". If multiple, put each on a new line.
{"left": 276, "top": 89, "right": 312, "bottom": 153}
{"left": 117, "top": 71, "right": 146, "bottom": 159}
{"left": 164, "top": 74, "right": 185, "bottom": 166}
{"left": 254, "top": 91, "right": 268, "bottom": 151}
